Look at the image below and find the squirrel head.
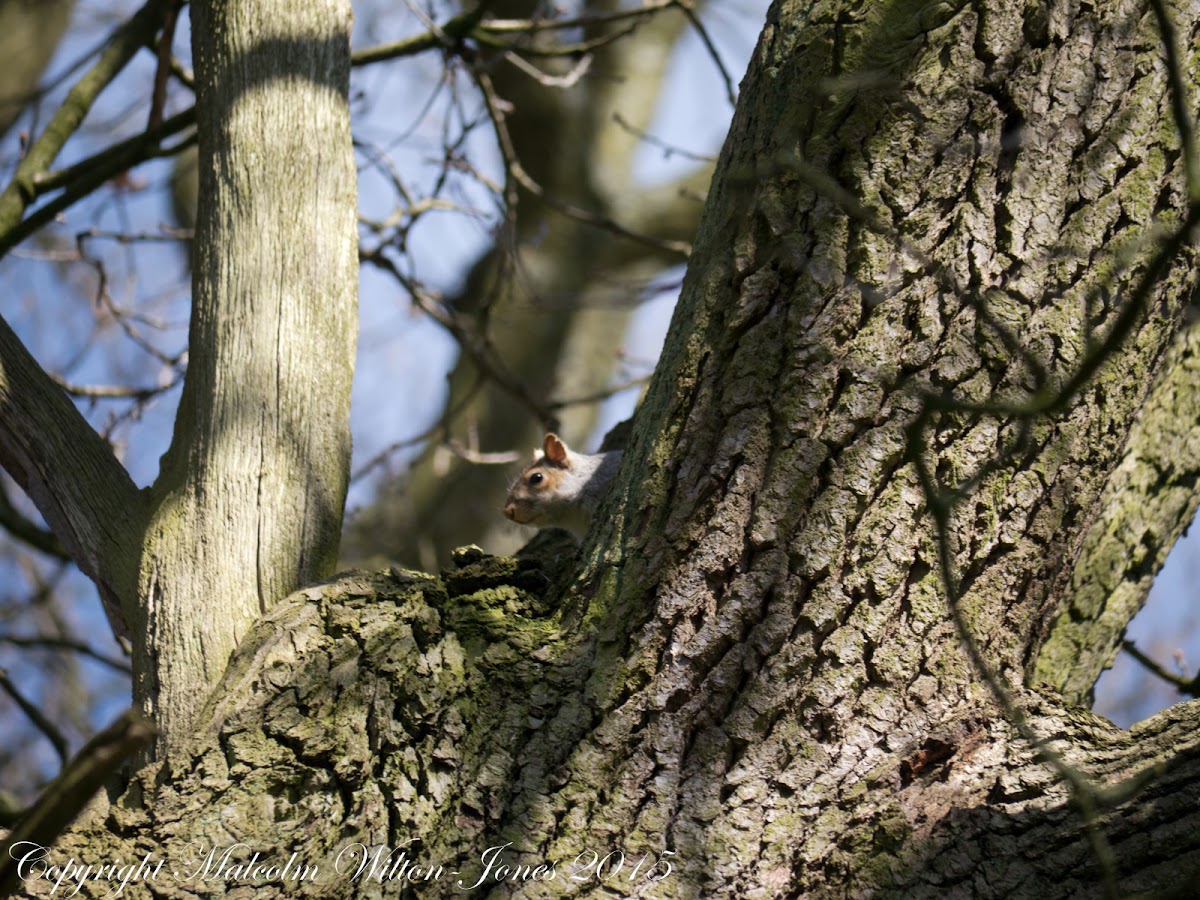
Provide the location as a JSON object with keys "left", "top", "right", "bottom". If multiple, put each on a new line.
{"left": 504, "top": 433, "right": 574, "bottom": 525}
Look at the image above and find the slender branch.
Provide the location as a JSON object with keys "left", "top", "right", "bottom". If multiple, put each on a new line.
{"left": 1122, "top": 639, "right": 1199, "bottom": 695}
{"left": 502, "top": 51, "right": 593, "bottom": 88}
{"left": 147, "top": 0, "right": 182, "bottom": 131}
{"left": 350, "top": 5, "right": 494, "bottom": 66}
{"left": 0, "top": 313, "right": 145, "bottom": 638}
{"left": 351, "top": 377, "right": 488, "bottom": 482}
{"left": 475, "top": 18, "right": 648, "bottom": 58}
{"left": 0, "top": 669, "right": 69, "bottom": 765}
{"left": 0, "top": 634, "right": 132, "bottom": 675}
{"left": 482, "top": 1, "right": 677, "bottom": 34}
{"left": 361, "top": 247, "right": 560, "bottom": 427}
{"left": 0, "top": 0, "right": 169, "bottom": 240}
{"left": 676, "top": 0, "right": 737, "bottom": 107}
{"left": 473, "top": 64, "right": 692, "bottom": 256}
{"left": 549, "top": 374, "right": 652, "bottom": 409}
{"left": 30, "top": 110, "right": 194, "bottom": 198}
{"left": 612, "top": 112, "right": 717, "bottom": 163}
{"left": 445, "top": 440, "right": 521, "bottom": 465}
{"left": 50, "top": 372, "right": 180, "bottom": 401}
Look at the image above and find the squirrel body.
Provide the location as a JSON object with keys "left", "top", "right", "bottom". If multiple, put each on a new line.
{"left": 504, "top": 433, "right": 622, "bottom": 536}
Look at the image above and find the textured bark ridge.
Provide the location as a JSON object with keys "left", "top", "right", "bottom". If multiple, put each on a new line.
{"left": 13, "top": 566, "right": 1200, "bottom": 899}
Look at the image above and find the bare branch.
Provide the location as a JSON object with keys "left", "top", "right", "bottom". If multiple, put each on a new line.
{"left": 360, "top": 247, "right": 560, "bottom": 427}
{"left": 0, "top": 314, "right": 145, "bottom": 637}
{"left": 483, "top": 1, "right": 678, "bottom": 34}
{"left": 676, "top": 0, "right": 737, "bottom": 108}
{"left": 0, "top": 669, "right": 69, "bottom": 766}
{"left": 1122, "top": 639, "right": 1199, "bottom": 696}
{"left": 612, "top": 112, "right": 717, "bottom": 163}
{"left": 503, "top": 51, "right": 593, "bottom": 88}
{"left": 0, "top": 0, "right": 169, "bottom": 243}
{"left": 473, "top": 64, "right": 692, "bottom": 257}
{"left": 147, "top": 0, "right": 183, "bottom": 131}
{"left": 0, "top": 634, "right": 132, "bottom": 675}
{"left": 50, "top": 372, "right": 181, "bottom": 402}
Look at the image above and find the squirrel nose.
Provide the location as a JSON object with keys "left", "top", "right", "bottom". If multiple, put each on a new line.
{"left": 504, "top": 503, "right": 516, "bottom": 520}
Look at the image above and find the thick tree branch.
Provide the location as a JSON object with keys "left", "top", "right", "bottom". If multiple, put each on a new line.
{"left": 0, "top": 316, "right": 144, "bottom": 636}
{"left": 1038, "top": 319, "right": 1200, "bottom": 703}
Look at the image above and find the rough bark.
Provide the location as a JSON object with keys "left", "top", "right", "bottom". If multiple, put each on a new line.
{"left": 132, "top": 0, "right": 358, "bottom": 758}
{"left": 10, "top": 0, "right": 1200, "bottom": 897}
{"left": 1038, "top": 318, "right": 1200, "bottom": 705}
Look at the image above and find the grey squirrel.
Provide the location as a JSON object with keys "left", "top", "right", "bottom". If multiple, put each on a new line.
{"left": 504, "top": 433, "right": 622, "bottom": 537}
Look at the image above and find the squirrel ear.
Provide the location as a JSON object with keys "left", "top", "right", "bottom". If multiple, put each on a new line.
{"left": 544, "top": 433, "right": 569, "bottom": 466}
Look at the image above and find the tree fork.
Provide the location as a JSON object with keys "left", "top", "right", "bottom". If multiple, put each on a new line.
{"left": 134, "top": 0, "right": 358, "bottom": 759}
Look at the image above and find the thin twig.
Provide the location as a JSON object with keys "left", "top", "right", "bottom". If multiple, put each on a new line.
{"left": 549, "top": 374, "right": 652, "bottom": 410}
{"left": 483, "top": 0, "right": 678, "bottom": 34}
{"left": 1122, "top": 639, "right": 1198, "bottom": 695}
{"left": 50, "top": 372, "right": 181, "bottom": 401}
{"left": 612, "top": 112, "right": 717, "bottom": 164}
{"left": 446, "top": 440, "right": 522, "bottom": 465}
{"left": 360, "top": 247, "right": 559, "bottom": 427}
{"left": 0, "top": 669, "right": 69, "bottom": 766}
{"left": 473, "top": 64, "right": 691, "bottom": 256}
{"left": 502, "top": 51, "right": 593, "bottom": 88}
{"left": 351, "top": 375, "right": 488, "bottom": 482}
{"left": 676, "top": 0, "right": 736, "bottom": 107}
{"left": 0, "top": 635, "right": 132, "bottom": 675}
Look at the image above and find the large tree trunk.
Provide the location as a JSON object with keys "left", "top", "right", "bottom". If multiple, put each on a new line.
{"left": 11, "top": 0, "right": 1200, "bottom": 897}
{"left": 132, "top": 0, "right": 358, "bottom": 758}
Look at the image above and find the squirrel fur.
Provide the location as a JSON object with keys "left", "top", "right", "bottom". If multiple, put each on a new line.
{"left": 504, "top": 433, "right": 622, "bottom": 536}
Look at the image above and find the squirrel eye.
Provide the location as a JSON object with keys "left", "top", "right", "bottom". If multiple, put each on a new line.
{"left": 527, "top": 472, "right": 544, "bottom": 487}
